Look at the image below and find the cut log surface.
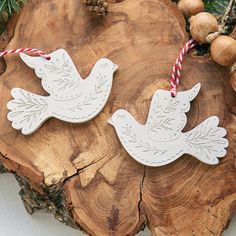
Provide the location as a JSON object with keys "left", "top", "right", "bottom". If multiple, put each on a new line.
{"left": 0, "top": 0, "right": 236, "bottom": 235}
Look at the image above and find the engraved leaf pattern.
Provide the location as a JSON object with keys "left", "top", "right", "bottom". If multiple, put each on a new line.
{"left": 186, "top": 119, "right": 225, "bottom": 160}
{"left": 8, "top": 90, "right": 48, "bottom": 129}
{"left": 122, "top": 125, "right": 167, "bottom": 155}
{"left": 68, "top": 74, "right": 107, "bottom": 112}
{"left": 45, "top": 53, "right": 81, "bottom": 91}
{"left": 148, "top": 99, "right": 179, "bottom": 132}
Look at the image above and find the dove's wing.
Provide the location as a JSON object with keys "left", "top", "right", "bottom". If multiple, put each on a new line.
{"left": 20, "top": 49, "right": 83, "bottom": 100}
{"left": 146, "top": 83, "right": 201, "bottom": 134}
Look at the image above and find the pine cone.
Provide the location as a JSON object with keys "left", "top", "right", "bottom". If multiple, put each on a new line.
{"left": 82, "top": 0, "right": 108, "bottom": 16}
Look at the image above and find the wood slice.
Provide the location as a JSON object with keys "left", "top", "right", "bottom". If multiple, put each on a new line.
{"left": 0, "top": 0, "right": 236, "bottom": 235}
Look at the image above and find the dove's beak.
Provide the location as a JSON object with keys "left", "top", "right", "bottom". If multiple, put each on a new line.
{"left": 112, "top": 64, "right": 119, "bottom": 73}
{"left": 108, "top": 118, "right": 114, "bottom": 126}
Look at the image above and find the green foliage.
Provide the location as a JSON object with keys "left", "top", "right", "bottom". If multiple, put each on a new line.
{"left": 0, "top": 0, "right": 25, "bottom": 21}
{"left": 203, "top": 0, "right": 230, "bottom": 15}
{"left": 204, "top": 0, "right": 236, "bottom": 33}
{"left": 204, "top": 0, "right": 236, "bottom": 30}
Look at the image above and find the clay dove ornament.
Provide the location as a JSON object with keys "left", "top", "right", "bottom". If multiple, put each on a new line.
{"left": 108, "top": 83, "right": 229, "bottom": 166}
{"left": 7, "top": 49, "right": 118, "bottom": 135}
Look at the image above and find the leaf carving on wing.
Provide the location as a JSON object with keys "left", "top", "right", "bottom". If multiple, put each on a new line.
{"left": 147, "top": 99, "right": 179, "bottom": 132}
{"left": 186, "top": 119, "right": 226, "bottom": 160}
{"left": 45, "top": 53, "right": 81, "bottom": 92}
{"left": 8, "top": 90, "right": 48, "bottom": 129}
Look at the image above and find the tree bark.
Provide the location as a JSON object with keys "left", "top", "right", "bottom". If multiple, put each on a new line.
{"left": 0, "top": 0, "right": 236, "bottom": 235}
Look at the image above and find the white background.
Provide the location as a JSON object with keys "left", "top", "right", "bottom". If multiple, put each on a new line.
{"left": 0, "top": 173, "right": 235, "bottom": 236}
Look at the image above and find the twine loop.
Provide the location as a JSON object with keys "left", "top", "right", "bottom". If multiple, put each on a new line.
{"left": 170, "top": 39, "right": 196, "bottom": 97}
{"left": 0, "top": 48, "right": 50, "bottom": 60}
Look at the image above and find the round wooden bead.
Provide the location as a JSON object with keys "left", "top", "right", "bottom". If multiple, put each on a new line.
{"left": 178, "top": 0, "right": 204, "bottom": 18}
{"left": 190, "top": 12, "right": 218, "bottom": 44}
{"left": 210, "top": 36, "right": 236, "bottom": 67}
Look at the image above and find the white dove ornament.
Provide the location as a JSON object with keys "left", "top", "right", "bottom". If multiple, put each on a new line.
{"left": 7, "top": 49, "right": 118, "bottom": 135}
{"left": 108, "top": 83, "right": 229, "bottom": 166}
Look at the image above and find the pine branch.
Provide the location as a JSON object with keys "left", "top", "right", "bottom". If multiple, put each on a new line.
{"left": 204, "top": 0, "right": 229, "bottom": 15}
{"left": 203, "top": 0, "right": 236, "bottom": 27}
{"left": 0, "top": 0, "right": 25, "bottom": 22}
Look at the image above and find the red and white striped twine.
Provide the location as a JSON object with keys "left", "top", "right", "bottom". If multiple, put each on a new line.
{"left": 0, "top": 48, "right": 50, "bottom": 60}
{"left": 170, "top": 39, "right": 196, "bottom": 97}
{"left": 0, "top": 43, "right": 195, "bottom": 96}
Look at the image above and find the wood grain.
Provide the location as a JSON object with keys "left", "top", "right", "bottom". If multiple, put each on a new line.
{"left": 0, "top": 0, "right": 235, "bottom": 235}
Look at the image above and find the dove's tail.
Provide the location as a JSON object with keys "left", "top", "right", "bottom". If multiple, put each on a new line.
{"left": 7, "top": 88, "right": 50, "bottom": 135}
{"left": 184, "top": 116, "right": 228, "bottom": 165}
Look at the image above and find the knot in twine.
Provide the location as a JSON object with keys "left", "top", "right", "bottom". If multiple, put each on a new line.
{"left": 206, "top": 25, "right": 227, "bottom": 44}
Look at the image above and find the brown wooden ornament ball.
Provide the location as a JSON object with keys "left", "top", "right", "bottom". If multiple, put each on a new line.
{"left": 190, "top": 12, "right": 218, "bottom": 44}
{"left": 210, "top": 36, "right": 236, "bottom": 66}
{"left": 178, "top": 0, "right": 204, "bottom": 18}
{"left": 231, "top": 72, "right": 236, "bottom": 92}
